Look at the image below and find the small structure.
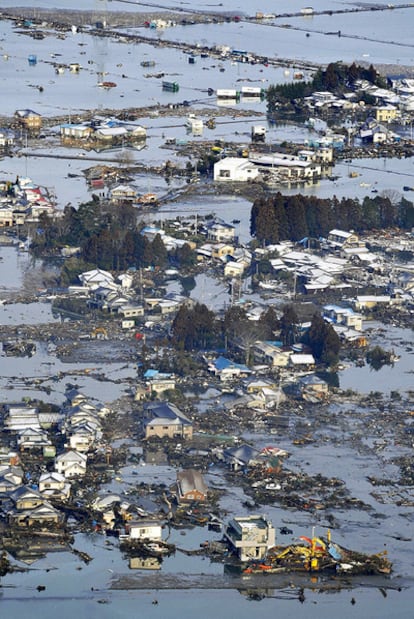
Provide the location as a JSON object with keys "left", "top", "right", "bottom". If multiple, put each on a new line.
{"left": 176, "top": 469, "right": 208, "bottom": 503}
{"left": 224, "top": 515, "right": 276, "bottom": 562}
{"left": 251, "top": 125, "right": 266, "bottom": 142}
{"left": 125, "top": 519, "right": 163, "bottom": 542}
{"left": 162, "top": 81, "right": 179, "bottom": 92}
{"left": 186, "top": 114, "right": 203, "bottom": 135}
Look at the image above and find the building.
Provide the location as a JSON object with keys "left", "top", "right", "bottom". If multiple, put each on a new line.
{"left": 327, "top": 229, "right": 359, "bottom": 248}
{"left": 60, "top": 123, "right": 93, "bottom": 139}
{"left": 176, "top": 469, "right": 208, "bottom": 503}
{"left": 253, "top": 341, "right": 291, "bottom": 368}
{"left": 323, "top": 304, "right": 363, "bottom": 331}
{"left": 144, "top": 369, "right": 176, "bottom": 396}
{"left": 143, "top": 401, "right": 193, "bottom": 440}
{"left": 375, "top": 106, "right": 398, "bottom": 123}
{"left": 14, "top": 109, "right": 42, "bottom": 130}
{"left": 55, "top": 450, "right": 88, "bottom": 478}
{"left": 208, "top": 356, "right": 251, "bottom": 381}
{"left": 125, "top": 519, "right": 163, "bottom": 541}
{"left": 222, "top": 444, "right": 262, "bottom": 471}
{"left": 0, "top": 128, "right": 15, "bottom": 147}
{"left": 224, "top": 515, "right": 275, "bottom": 561}
{"left": 214, "top": 157, "right": 260, "bottom": 182}
{"left": 207, "top": 220, "right": 236, "bottom": 243}
{"left": 249, "top": 152, "right": 322, "bottom": 180}
{"left": 110, "top": 184, "right": 138, "bottom": 204}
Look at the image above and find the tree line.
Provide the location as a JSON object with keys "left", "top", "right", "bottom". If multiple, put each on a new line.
{"left": 250, "top": 192, "right": 414, "bottom": 244}
{"left": 30, "top": 200, "right": 195, "bottom": 282}
{"left": 171, "top": 303, "right": 341, "bottom": 366}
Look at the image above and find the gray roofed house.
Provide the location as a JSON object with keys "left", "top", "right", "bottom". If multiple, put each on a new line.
{"left": 223, "top": 443, "right": 262, "bottom": 471}
{"left": 176, "top": 469, "right": 208, "bottom": 503}
{"left": 143, "top": 401, "right": 193, "bottom": 440}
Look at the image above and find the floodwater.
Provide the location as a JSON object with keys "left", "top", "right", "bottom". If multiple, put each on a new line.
{"left": 1, "top": 2, "right": 414, "bottom": 616}
{"left": 1, "top": 242, "right": 414, "bottom": 618}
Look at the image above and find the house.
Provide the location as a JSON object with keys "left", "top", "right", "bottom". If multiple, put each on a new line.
{"left": 0, "top": 468, "right": 23, "bottom": 494}
{"left": 17, "top": 427, "right": 52, "bottom": 451}
{"left": 323, "top": 304, "right": 363, "bottom": 331}
{"left": 208, "top": 356, "right": 251, "bottom": 381}
{"left": 14, "top": 109, "right": 42, "bottom": 130}
{"left": 3, "top": 404, "right": 41, "bottom": 432}
{"left": 327, "top": 229, "right": 359, "bottom": 249}
{"left": 0, "top": 128, "right": 15, "bottom": 147}
{"left": 95, "top": 126, "right": 128, "bottom": 141}
{"left": 176, "top": 469, "right": 208, "bottom": 503}
{"left": 9, "top": 501, "right": 63, "bottom": 527}
{"left": 224, "top": 515, "right": 276, "bottom": 561}
{"left": 11, "top": 486, "right": 44, "bottom": 511}
{"left": 55, "top": 450, "right": 87, "bottom": 478}
{"left": 222, "top": 444, "right": 262, "bottom": 471}
{"left": 224, "top": 260, "right": 245, "bottom": 278}
{"left": 144, "top": 369, "right": 176, "bottom": 396}
{"left": 212, "top": 243, "right": 235, "bottom": 260}
{"left": 375, "top": 106, "right": 398, "bottom": 123}
{"left": 289, "top": 353, "right": 315, "bottom": 369}
{"left": 207, "top": 220, "right": 236, "bottom": 243}
{"left": 110, "top": 184, "right": 138, "bottom": 204}
{"left": 60, "top": 123, "right": 93, "bottom": 139}
{"left": 67, "top": 422, "right": 100, "bottom": 452}
{"left": 119, "top": 303, "right": 145, "bottom": 318}
{"left": 39, "top": 472, "right": 71, "bottom": 500}
{"left": 143, "top": 401, "right": 193, "bottom": 440}
{"left": 354, "top": 295, "right": 392, "bottom": 311}
{"left": 253, "top": 341, "right": 291, "bottom": 368}
{"left": 245, "top": 378, "right": 278, "bottom": 393}
{"left": 125, "top": 519, "right": 163, "bottom": 541}
{"left": 79, "top": 268, "right": 114, "bottom": 289}
{"left": 297, "top": 374, "right": 329, "bottom": 399}
{"left": 214, "top": 157, "right": 260, "bottom": 182}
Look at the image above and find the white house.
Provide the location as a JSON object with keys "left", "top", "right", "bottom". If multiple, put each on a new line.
{"left": 55, "top": 450, "right": 87, "bottom": 478}
{"left": 79, "top": 268, "right": 114, "bottom": 289}
{"left": 125, "top": 519, "right": 163, "bottom": 541}
{"left": 214, "top": 157, "right": 260, "bottom": 182}
{"left": 39, "top": 472, "right": 71, "bottom": 500}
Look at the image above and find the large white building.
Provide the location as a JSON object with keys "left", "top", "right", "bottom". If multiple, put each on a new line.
{"left": 213, "top": 157, "right": 260, "bottom": 182}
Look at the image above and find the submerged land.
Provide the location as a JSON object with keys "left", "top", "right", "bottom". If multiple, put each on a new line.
{"left": 0, "top": 3, "right": 413, "bottom": 607}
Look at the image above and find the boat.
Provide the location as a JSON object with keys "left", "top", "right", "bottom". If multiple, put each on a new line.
{"left": 98, "top": 81, "right": 117, "bottom": 89}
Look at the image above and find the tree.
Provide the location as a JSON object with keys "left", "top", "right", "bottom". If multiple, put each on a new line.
{"left": 279, "top": 305, "right": 299, "bottom": 347}
{"left": 305, "top": 313, "right": 341, "bottom": 366}
{"left": 366, "top": 345, "right": 393, "bottom": 371}
{"left": 150, "top": 234, "right": 168, "bottom": 267}
{"left": 171, "top": 303, "right": 217, "bottom": 351}
{"left": 258, "top": 307, "right": 280, "bottom": 340}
